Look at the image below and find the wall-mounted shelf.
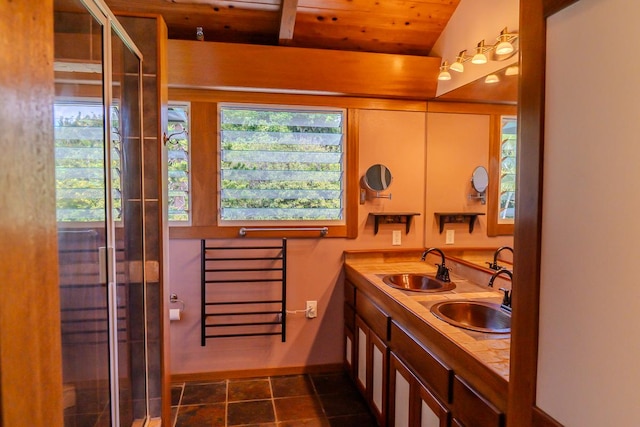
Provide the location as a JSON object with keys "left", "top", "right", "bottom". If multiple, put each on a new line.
{"left": 434, "top": 212, "right": 485, "bottom": 234}
{"left": 369, "top": 212, "right": 420, "bottom": 235}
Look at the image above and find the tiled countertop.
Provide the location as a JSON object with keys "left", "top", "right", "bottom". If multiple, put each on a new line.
{"left": 344, "top": 251, "right": 511, "bottom": 381}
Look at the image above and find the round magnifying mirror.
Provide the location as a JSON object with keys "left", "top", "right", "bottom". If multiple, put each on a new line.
{"left": 362, "top": 164, "right": 392, "bottom": 191}
{"left": 471, "top": 166, "right": 489, "bottom": 193}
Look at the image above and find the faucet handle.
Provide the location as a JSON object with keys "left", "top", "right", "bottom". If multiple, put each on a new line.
{"left": 499, "top": 287, "right": 512, "bottom": 308}
{"left": 436, "top": 263, "right": 451, "bottom": 283}
{"left": 486, "top": 261, "right": 501, "bottom": 270}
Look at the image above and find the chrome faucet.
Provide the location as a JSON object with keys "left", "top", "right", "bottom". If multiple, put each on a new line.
{"left": 420, "top": 248, "right": 450, "bottom": 282}
{"left": 488, "top": 268, "right": 513, "bottom": 311}
{"left": 487, "top": 246, "right": 514, "bottom": 271}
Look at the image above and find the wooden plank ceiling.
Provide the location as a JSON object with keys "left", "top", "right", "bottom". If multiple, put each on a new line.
{"left": 103, "top": 0, "right": 461, "bottom": 56}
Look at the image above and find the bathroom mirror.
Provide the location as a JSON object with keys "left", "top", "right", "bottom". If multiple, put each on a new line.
{"left": 362, "top": 164, "right": 392, "bottom": 191}
{"left": 360, "top": 164, "right": 392, "bottom": 204}
{"left": 471, "top": 166, "right": 489, "bottom": 193}
{"left": 469, "top": 166, "right": 488, "bottom": 205}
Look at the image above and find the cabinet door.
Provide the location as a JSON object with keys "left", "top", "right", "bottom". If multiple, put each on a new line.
{"left": 369, "top": 331, "right": 388, "bottom": 426}
{"left": 354, "top": 315, "right": 388, "bottom": 427}
{"left": 389, "top": 353, "right": 450, "bottom": 427}
{"left": 417, "top": 378, "right": 450, "bottom": 427}
{"left": 355, "top": 315, "right": 368, "bottom": 394}
{"left": 344, "top": 325, "right": 355, "bottom": 378}
{"left": 389, "top": 353, "right": 412, "bottom": 427}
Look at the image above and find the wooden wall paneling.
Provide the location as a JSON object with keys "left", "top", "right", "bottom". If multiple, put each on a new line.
{"left": 167, "top": 40, "right": 441, "bottom": 99}
{"left": 169, "top": 88, "right": 428, "bottom": 112}
{"left": 190, "top": 102, "right": 220, "bottom": 229}
{"left": 0, "top": 0, "right": 64, "bottom": 425}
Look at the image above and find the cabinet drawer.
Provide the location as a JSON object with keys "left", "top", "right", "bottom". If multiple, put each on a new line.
{"left": 344, "top": 280, "right": 356, "bottom": 308}
{"left": 356, "top": 293, "right": 390, "bottom": 341}
{"left": 390, "top": 321, "right": 452, "bottom": 404}
{"left": 344, "top": 302, "right": 355, "bottom": 332}
{"left": 452, "top": 376, "right": 504, "bottom": 427}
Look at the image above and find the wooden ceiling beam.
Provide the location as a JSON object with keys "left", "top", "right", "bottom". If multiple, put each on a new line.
{"left": 278, "top": 0, "right": 298, "bottom": 45}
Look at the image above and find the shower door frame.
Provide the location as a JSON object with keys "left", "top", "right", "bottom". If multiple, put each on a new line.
{"left": 59, "top": 0, "right": 147, "bottom": 424}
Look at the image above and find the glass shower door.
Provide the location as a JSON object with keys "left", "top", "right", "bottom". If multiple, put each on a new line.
{"left": 110, "top": 22, "right": 147, "bottom": 425}
{"left": 54, "top": 0, "right": 146, "bottom": 425}
{"left": 54, "top": 1, "right": 113, "bottom": 423}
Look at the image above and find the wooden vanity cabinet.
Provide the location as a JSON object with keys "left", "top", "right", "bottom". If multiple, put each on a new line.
{"left": 451, "top": 376, "right": 504, "bottom": 427}
{"left": 343, "top": 275, "right": 505, "bottom": 427}
{"left": 389, "top": 352, "right": 450, "bottom": 427}
{"left": 388, "top": 321, "right": 452, "bottom": 427}
{"left": 344, "top": 281, "right": 356, "bottom": 378}
{"left": 353, "top": 288, "right": 391, "bottom": 427}
{"left": 355, "top": 317, "right": 388, "bottom": 425}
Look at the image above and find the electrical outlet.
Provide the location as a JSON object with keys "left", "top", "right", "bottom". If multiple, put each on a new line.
{"left": 446, "top": 229, "right": 455, "bottom": 244}
{"left": 306, "top": 301, "right": 317, "bottom": 318}
{"left": 392, "top": 230, "right": 402, "bottom": 246}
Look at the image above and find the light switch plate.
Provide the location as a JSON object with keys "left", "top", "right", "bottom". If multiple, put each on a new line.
{"left": 392, "top": 230, "right": 402, "bottom": 246}
{"left": 445, "top": 229, "right": 455, "bottom": 244}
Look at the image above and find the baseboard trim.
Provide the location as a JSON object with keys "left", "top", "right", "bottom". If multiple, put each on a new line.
{"left": 171, "top": 363, "right": 344, "bottom": 383}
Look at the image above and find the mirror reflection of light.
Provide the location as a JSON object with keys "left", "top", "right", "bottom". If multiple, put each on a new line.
{"left": 485, "top": 74, "right": 500, "bottom": 84}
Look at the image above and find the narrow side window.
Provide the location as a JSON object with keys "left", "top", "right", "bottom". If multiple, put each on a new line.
{"left": 167, "top": 103, "right": 191, "bottom": 224}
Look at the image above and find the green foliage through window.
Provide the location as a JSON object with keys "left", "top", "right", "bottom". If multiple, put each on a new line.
{"left": 499, "top": 116, "right": 517, "bottom": 222}
{"left": 219, "top": 105, "right": 345, "bottom": 222}
{"left": 54, "top": 103, "right": 121, "bottom": 222}
{"left": 167, "top": 104, "right": 190, "bottom": 222}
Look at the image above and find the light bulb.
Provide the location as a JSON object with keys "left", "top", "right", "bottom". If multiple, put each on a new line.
{"left": 472, "top": 53, "right": 487, "bottom": 64}
{"left": 495, "top": 27, "right": 515, "bottom": 55}
{"left": 438, "top": 70, "right": 451, "bottom": 81}
{"left": 472, "top": 41, "right": 487, "bottom": 64}
{"left": 450, "top": 50, "right": 466, "bottom": 72}
{"left": 485, "top": 74, "right": 499, "bottom": 84}
{"left": 449, "top": 61, "right": 464, "bottom": 73}
{"left": 505, "top": 65, "right": 519, "bottom": 76}
{"left": 438, "top": 61, "right": 451, "bottom": 81}
{"left": 495, "top": 40, "right": 514, "bottom": 55}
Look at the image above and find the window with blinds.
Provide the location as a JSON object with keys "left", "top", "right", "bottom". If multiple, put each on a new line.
{"left": 167, "top": 104, "right": 190, "bottom": 223}
{"left": 54, "top": 102, "right": 121, "bottom": 222}
{"left": 499, "top": 116, "right": 517, "bottom": 223}
{"left": 219, "top": 104, "right": 346, "bottom": 223}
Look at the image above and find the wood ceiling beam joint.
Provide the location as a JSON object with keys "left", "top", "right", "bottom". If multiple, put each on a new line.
{"left": 278, "top": 0, "right": 299, "bottom": 45}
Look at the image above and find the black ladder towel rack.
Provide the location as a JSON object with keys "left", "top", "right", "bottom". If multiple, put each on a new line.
{"left": 200, "top": 239, "right": 287, "bottom": 345}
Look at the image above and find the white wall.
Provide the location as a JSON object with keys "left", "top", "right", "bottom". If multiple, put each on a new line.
{"left": 537, "top": 0, "right": 640, "bottom": 424}
{"left": 431, "top": 0, "right": 519, "bottom": 96}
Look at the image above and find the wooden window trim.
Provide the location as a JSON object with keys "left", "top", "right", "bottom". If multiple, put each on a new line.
{"left": 169, "top": 98, "right": 359, "bottom": 239}
{"left": 487, "top": 112, "right": 516, "bottom": 236}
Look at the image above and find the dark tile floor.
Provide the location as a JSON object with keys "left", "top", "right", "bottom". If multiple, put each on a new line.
{"left": 171, "top": 371, "right": 377, "bottom": 427}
